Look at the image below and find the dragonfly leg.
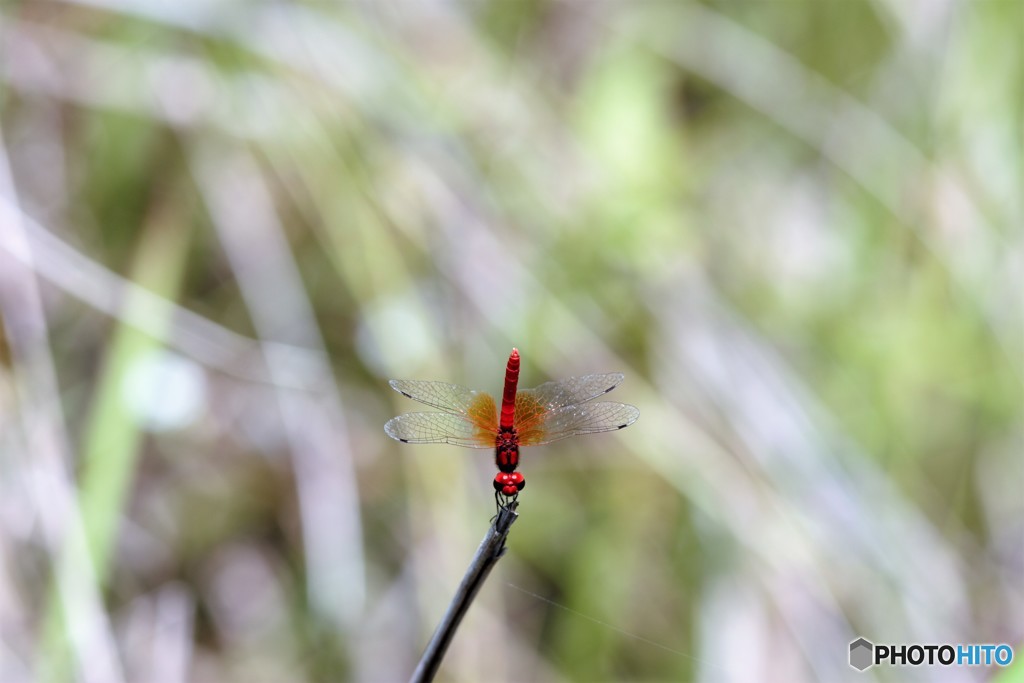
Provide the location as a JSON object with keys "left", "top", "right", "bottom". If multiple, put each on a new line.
{"left": 493, "top": 489, "right": 519, "bottom": 517}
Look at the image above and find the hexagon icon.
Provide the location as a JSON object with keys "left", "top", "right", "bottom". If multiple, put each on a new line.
{"left": 849, "top": 637, "right": 874, "bottom": 671}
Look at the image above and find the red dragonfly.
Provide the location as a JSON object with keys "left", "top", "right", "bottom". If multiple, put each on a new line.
{"left": 385, "top": 348, "right": 639, "bottom": 505}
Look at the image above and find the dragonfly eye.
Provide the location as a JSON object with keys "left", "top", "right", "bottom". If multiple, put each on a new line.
{"left": 492, "top": 471, "right": 525, "bottom": 494}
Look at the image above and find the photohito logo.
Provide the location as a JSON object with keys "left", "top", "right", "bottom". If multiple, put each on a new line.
{"left": 849, "top": 637, "right": 1014, "bottom": 671}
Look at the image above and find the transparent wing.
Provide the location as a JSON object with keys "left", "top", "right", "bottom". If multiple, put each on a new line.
{"left": 388, "top": 380, "right": 483, "bottom": 414}
{"left": 523, "top": 373, "right": 625, "bottom": 408}
{"left": 384, "top": 412, "right": 495, "bottom": 448}
{"left": 515, "top": 373, "right": 625, "bottom": 431}
{"left": 518, "top": 401, "right": 639, "bottom": 446}
{"left": 386, "top": 387, "right": 498, "bottom": 447}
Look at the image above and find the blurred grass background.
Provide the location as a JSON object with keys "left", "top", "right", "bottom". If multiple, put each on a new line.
{"left": 0, "top": 1, "right": 1021, "bottom": 682}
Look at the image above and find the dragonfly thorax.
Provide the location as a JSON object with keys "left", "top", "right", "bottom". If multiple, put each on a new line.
{"left": 494, "top": 427, "right": 520, "bottom": 473}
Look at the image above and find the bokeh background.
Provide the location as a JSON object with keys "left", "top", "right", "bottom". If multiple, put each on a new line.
{"left": 1, "top": 1, "right": 1021, "bottom": 682}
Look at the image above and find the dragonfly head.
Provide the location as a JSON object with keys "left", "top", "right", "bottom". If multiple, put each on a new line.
{"left": 493, "top": 471, "right": 525, "bottom": 496}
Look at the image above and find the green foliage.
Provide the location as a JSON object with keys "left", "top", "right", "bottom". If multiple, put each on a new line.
{"left": 0, "top": 1, "right": 1018, "bottom": 681}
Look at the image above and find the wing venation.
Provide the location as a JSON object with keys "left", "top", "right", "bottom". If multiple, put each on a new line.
{"left": 388, "top": 380, "right": 483, "bottom": 415}
{"left": 518, "top": 401, "right": 639, "bottom": 446}
{"left": 384, "top": 412, "right": 495, "bottom": 448}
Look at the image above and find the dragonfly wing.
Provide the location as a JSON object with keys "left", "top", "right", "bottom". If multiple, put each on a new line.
{"left": 385, "top": 412, "right": 495, "bottom": 447}
{"left": 518, "top": 401, "right": 639, "bottom": 446}
{"left": 388, "top": 380, "right": 485, "bottom": 414}
{"left": 387, "top": 386, "right": 498, "bottom": 447}
{"left": 521, "top": 373, "right": 624, "bottom": 410}
{"left": 515, "top": 373, "right": 625, "bottom": 430}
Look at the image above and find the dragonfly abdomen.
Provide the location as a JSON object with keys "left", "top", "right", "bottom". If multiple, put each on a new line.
{"left": 499, "top": 348, "right": 520, "bottom": 429}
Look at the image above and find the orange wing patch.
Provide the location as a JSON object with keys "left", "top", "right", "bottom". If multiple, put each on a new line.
{"left": 514, "top": 391, "right": 549, "bottom": 445}
{"left": 467, "top": 392, "right": 499, "bottom": 443}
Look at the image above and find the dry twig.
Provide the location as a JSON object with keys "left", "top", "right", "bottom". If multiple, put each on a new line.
{"left": 410, "top": 503, "right": 519, "bottom": 683}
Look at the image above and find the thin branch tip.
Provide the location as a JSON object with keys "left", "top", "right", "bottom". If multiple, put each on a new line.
{"left": 409, "top": 505, "right": 520, "bottom": 683}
